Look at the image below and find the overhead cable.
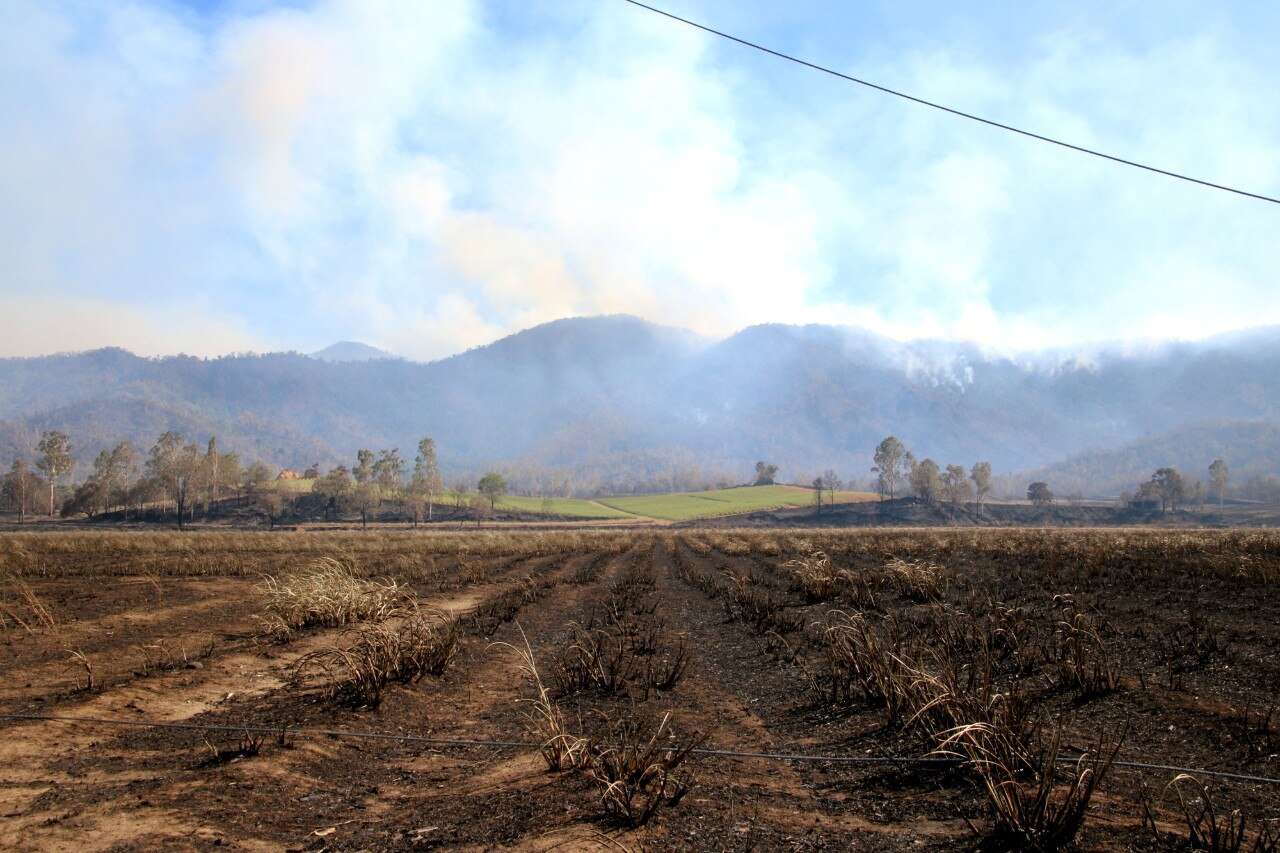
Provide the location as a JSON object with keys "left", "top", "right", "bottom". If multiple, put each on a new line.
{"left": 621, "top": 0, "right": 1280, "bottom": 206}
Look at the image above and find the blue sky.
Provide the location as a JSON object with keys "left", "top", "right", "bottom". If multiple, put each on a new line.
{"left": 2, "top": 0, "right": 1278, "bottom": 359}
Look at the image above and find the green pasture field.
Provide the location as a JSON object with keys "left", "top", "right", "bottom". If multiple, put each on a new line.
{"left": 597, "top": 484, "right": 875, "bottom": 521}
{"left": 498, "top": 496, "right": 636, "bottom": 519}
{"left": 266, "top": 479, "right": 872, "bottom": 521}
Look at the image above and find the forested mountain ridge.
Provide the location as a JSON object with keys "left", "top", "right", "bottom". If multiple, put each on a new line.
{"left": 2, "top": 315, "right": 1279, "bottom": 495}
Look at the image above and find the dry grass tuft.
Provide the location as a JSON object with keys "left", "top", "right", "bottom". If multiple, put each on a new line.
{"left": 499, "top": 632, "right": 592, "bottom": 772}
{"left": 1167, "top": 775, "right": 1280, "bottom": 853}
{"left": 292, "top": 608, "right": 459, "bottom": 708}
{"left": 257, "top": 558, "right": 406, "bottom": 636}
{"left": 65, "top": 647, "right": 94, "bottom": 691}
{"left": 0, "top": 566, "right": 58, "bottom": 634}
{"left": 584, "top": 712, "right": 706, "bottom": 827}
{"left": 786, "top": 550, "right": 840, "bottom": 602}
{"left": 937, "top": 725, "right": 1121, "bottom": 851}
{"left": 886, "top": 557, "right": 945, "bottom": 601}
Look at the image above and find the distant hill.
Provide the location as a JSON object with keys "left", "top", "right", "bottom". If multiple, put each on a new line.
{"left": 310, "top": 342, "right": 397, "bottom": 362}
{"left": 1007, "top": 419, "right": 1280, "bottom": 497}
{"left": 2, "top": 315, "right": 1280, "bottom": 496}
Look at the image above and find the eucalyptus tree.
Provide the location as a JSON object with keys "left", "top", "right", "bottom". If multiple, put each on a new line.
{"left": 872, "top": 436, "right": 907, "bottom": 500}
{"left": 36, "top": 431, "right": 73, "bottom": 517}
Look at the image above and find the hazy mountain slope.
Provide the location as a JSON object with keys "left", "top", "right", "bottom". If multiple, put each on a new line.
{"left": 311, "top": 342, "right": 397, "bottom": 362}
{"left": 1009, "top": 419, "right": 1280, "bottom": 496}
{"left": 1, "top": 316, "right": 1279, "bottom": 493}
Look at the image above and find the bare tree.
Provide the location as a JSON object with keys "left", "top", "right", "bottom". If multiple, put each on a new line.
{"left": 254, "top": 490, "right": 286, "bottom": 529}
{"left": 822, "top": 469, "right": 842, "bottom": 507}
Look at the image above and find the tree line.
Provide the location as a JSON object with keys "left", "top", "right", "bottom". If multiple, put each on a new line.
{"left": 868, "top": 436, "right": 995, "bottom": 508}
{"left": 0, "top": 426, "right": 1262, "bottom": 527}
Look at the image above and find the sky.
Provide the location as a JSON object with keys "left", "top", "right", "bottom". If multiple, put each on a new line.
{"left": 2, "top": 0, "right": 1278, "bottom": 360}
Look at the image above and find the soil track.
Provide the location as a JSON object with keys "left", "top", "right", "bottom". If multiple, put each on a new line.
{"left": 1, "top": 529, "right": 1278, "bottom": 850}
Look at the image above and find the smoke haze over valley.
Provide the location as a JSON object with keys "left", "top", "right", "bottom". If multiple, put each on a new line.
{"left": 4, "top": 315, "right": 1279, "bottom": 498}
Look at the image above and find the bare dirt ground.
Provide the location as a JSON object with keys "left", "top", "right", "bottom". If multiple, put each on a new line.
{"left": 1, "top": 529, "right": 1278, "bottom": 851}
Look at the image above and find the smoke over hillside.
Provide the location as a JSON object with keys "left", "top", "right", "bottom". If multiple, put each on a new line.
{"left": 2, "top": 315, "right": 1278, "bottom": 496}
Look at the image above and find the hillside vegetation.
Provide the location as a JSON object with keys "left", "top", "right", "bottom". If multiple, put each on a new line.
{"left": 3, "top": 316, "right": 1280, "bottom": 496}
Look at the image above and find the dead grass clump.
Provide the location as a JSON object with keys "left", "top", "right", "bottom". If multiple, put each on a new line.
{"left": 257, "top": 558, "right": 406, "bottom": 635}
{"left": 571, "top": 555, "right": 608, "bottom": 585}
{"left": 1053, "top": 598, "right": 1121, "bottom": 698}
{"left": 553, "top": 622, "right": 690, "bottom": 697}
{"left": 500, "top": 634, "right": 592, "bottom": 772}
{"left": 292, "top": 609, "right": 459, "bottom": 708}
{"left": 200, "top": 729, "right": 266, "bottom": 766}
{"left": 809, "top": 610, "right": 906, "bottom": 712}
{"left": 505, "top": 636, "right": 704, "bottom": 827}
{"left": 938, "top": 725, "right": 1121, "bottom": 851}
{"left": 1166, "top": 776, "right": 1280, "bottom": 853}
{"left": 469, "top": 587, "right": 527, "bottom": 637}
{"left": 726, "top": 578, "right": 801, "bottom": 635}
{"left": 584, "top": 712, "right": 706, "bottom": 827}
{"left": 136, "top": 638, "right": 215, "bottom": 675}
{"left": 786, "top": 551, "right": 839, "bottom": 602}
{"left": 0, "top": 567, "right": 58, "bottom": 634}
{"left": 886, "top": 557, "right": 945, "bottom": 601}
{"left": 65, "top": 648, "right": 94, "bottom": 691}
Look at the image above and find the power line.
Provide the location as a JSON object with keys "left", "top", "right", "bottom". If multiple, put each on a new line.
{"left": 620, "top": 0, "right": 1280, "bottom": 207}
{"left": 4, "top": 711, "right": 1278, "bottom": 786}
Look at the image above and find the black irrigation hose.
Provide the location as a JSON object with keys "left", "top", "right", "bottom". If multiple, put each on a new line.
{"left": 3, "top": 711, "right": 1278, "bottom": 785}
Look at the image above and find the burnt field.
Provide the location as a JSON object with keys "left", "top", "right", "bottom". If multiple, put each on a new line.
{"left": 1, "top": 529, "right": 1278, "bottom": 851}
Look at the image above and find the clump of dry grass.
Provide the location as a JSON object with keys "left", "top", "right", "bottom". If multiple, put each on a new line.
{"left": 0, "top": 565, "right": 58, "bottom": 634}
{"left": 584, "top": 712, "right": 706, "bottom": 827}
{"left": 937, "top": 725, "right": 1121, "bottom": 851}
{"left": 786, "top": 550, "right": 839, "bottom": 602}
{"left": 552, "top": 621, "right": 690, "bottom": 698}
{"left": 500, "top": 633, "right": 592, "bottom": 772}
{"left": 886, "top": 557, "right": 945, "bottom": 601}
{"left": 1166, "top": 775, "right": 1279, "bottom": 853}
{"left": 65, "top": 648, "right": 94, "bottom": 691}
{"left": 135, "top": 638, "right": 215, "bottom": 675}
{"left": 200, "top": 728, "right": 266, "bottom": 766}
{"left": 257, "top": 558, "right": 406, "bottom": 635}
{"left": 1053, "top": 598, "right": 1121, "bottom": 698}
{"left": 292, "top": 608, "right": 459, "bottom": 708}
